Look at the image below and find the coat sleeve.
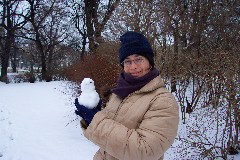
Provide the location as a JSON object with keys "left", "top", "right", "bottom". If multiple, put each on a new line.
{"left": 83, "top": 93, "right": 179, "bottom": 160}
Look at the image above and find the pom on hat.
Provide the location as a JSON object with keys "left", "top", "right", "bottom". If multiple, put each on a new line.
{"left": 119, "top": 31, "right": 154, "bottom": 67}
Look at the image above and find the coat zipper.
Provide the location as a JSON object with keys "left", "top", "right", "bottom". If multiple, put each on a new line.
{"left": 104, "top": 92, "right": 140, "bottom": 159}
{"left": 113, "top": 92, "right": 137, "bottom": 120}
{"left": 113, "top": 101, "right": 124, "bottom": 120}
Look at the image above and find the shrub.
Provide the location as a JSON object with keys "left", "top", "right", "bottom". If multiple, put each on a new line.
{"left": 24, "top": 72, "right": 36, "bottom": 83}
{"left": 64, "top": 41, "right": 121, "bottom": 101}
{"left": 65, "top": 54, "right": 120, "bottom": 92}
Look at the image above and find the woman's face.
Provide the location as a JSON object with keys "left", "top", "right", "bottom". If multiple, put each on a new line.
{"left": 122, "top": 54, "right": 152, "bottom": 78}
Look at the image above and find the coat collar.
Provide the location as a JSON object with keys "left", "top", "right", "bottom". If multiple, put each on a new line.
{"left": 135, "top": 75, "right": 165, "bottom": 94}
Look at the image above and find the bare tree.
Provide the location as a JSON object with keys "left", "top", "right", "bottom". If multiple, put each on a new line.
{"left": 107, "top": 0, "right": 160, "bottom": 42}
{"left": 0, "top": 0, "right": 29, "bottom": 82}
{"left": 22, "top": 0, "right": 70, "bottom": 81}
{"left": 86, "top": 0, "right": 120, "bottom": 53}
{"left": 65, "top": 0, "right": 87, "bottom": 59}
{"left": 67, "top": 0, "right": 120, "bottom": 55}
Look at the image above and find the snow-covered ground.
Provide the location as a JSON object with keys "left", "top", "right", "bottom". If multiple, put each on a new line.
{"left": 0, "top": 81, "right": 239, "bottom": 160}
{"left": 0, "top": 81, "right": 98, "bottom": 160}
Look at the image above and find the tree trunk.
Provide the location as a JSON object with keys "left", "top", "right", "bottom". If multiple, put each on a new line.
{"left": 41, "top": 57, "right": 48, "bottom": 81}
{"left": 35, "top": 29, "right": 49, "bottom": 81}
{"left": 84, "top": 0, "right": 120, "bottom": 53}
{"left": 173, "top": 22, "right": 179, "bottom": 65}
{"left": 162, "top": 34, "right": 167, "bottom": 54}
{"left": 84, "top": 0, "right": 96, "bottom": 53}
{"left": 0, "top": 54, "right": 9, "bottom": 82}
{"left": 11, "top": 46, "right": 17, "bottom": 73}
{"left": 81, "top": 32, "right": 87, "bottom": 60}
{"left": 0, "top": 4, "right": 14, "bottom": 82}
{"left": 0, "top": 37, "right": 12, "bottom": 82}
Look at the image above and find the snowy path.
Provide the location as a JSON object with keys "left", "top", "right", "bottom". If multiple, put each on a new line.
{"left": 0, "top": 81, "right": 98, "bottom": 160}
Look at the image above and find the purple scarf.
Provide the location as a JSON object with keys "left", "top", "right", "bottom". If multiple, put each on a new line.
{"left": 112, "top": 68, "right": 159, "bottom": 99}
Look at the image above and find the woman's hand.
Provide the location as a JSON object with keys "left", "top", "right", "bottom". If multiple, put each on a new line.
{"left": 74, "top": 98, "right": 102, "bottom": 126}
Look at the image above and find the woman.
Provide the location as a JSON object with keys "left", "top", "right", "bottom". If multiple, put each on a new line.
{"left": 74, "top": 31, "right": 179, "bottom": 160}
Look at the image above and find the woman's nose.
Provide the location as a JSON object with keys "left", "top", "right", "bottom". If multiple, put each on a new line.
{"left": 129, "top": 61, "right": 138, "bottom": 69}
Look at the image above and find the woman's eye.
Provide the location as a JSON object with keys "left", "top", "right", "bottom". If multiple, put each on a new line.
{"left": 136, "top": 58, "right": 143, "bottom": 63}
{"left": 125, "top": 61, "right": 131, "bottom": 65}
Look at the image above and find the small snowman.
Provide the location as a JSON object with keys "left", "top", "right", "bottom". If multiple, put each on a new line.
{"left": 78, "top": 78, "right": 100, "bottom": 109}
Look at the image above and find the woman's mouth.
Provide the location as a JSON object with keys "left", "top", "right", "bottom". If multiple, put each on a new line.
{"left": 130, "top": 71, "right": 141, "bottom": 77}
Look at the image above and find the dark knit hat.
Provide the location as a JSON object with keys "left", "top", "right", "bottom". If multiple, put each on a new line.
{"left": 119, "top": 31, "right": 154, "bottom": 67}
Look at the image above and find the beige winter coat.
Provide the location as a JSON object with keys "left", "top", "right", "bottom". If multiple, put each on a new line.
{"left": 81, "top": 75, "right": 179, "bottom": 160}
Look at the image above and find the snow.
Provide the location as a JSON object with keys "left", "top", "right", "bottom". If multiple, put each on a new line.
{"left": 0, "top": 81, "right": 239, "bottom": 160}
{"left": 0, "top": 81, "right": 99, "bottom": 160}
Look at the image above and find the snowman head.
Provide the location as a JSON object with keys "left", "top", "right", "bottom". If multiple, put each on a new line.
{"left": 80, "top": 78, "right": 95, "bottom": 92}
